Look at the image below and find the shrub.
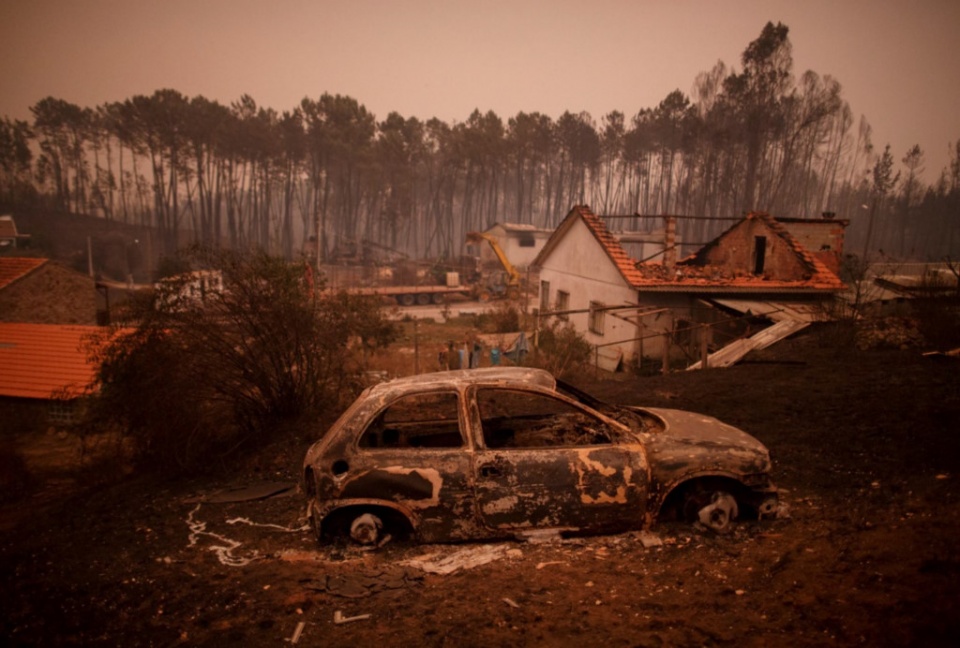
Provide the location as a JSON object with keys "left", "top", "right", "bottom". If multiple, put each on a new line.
{"left": 483, "top": 301, "right": 522, "bottom": 333}
{"left": 81, "top": 247, "right": 399, "bottom": 472}
{"left": 527, "top": 319, "right": 592, "bottom": 378}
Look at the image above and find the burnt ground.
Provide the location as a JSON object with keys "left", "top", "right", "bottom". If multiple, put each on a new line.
{"left": 2, "top": 333, "right": 960, "bottom": 647}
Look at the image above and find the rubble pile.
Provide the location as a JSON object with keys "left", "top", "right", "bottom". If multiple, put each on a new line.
{"left": 855, "top": 316, "right": 926, "bottom": 350}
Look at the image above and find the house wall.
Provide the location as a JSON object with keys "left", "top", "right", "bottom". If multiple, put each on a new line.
{"left": 0, "top": 397, "right": 54, "bottom": 435}
{"left": 0, "top": 263, "right": 98, "bottom": 325}
{"left": 537, "top": 219, "right": 639, "bottom": 367}
{"left": 483, "top": 224, "right": 552, "bottom": 270}
{"left": 700, "top": 220, "right": 809, "bottom": 279}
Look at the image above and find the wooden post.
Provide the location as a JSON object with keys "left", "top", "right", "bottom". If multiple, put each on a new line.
{"left": 661, "top": 332, "right": 670, "bottom": 375}
{"left": 700, "top": 323, "right": 710, "bottom": 370}
{"left": 414, "top": 319, "right": 420, "bottom": 374}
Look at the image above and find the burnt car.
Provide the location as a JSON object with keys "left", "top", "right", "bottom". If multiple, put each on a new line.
{"left": 302, "top": 367, "right": 778, "bottom": 545}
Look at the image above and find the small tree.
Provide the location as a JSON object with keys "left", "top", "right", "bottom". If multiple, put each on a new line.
{"left": 530, "top": 319, "right": 593, "bottom": 378}
{"left": 82, "top": 247, "right": 398, "bottom": 471}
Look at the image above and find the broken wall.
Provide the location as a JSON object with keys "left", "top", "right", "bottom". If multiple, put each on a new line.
{"left": 698, "top": 220, "right": 810, "bottom": 280}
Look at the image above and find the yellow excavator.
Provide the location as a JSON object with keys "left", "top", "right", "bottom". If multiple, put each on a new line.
{"left": 466, "top": 231, "right": 522, "bottom": 301}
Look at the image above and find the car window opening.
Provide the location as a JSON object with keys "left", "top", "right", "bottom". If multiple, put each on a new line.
{"left": 359, "top": 391, "right": 463, "bottom": 449}
{"left": 478, "top": 389, "right": 613, "bottom": 449}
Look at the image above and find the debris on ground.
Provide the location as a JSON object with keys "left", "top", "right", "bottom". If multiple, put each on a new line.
{"left": 402, "top": 544, "right": 512, "bottom": 575}
{"left": 334, "top": 611, "right": 372, "bottom": 625}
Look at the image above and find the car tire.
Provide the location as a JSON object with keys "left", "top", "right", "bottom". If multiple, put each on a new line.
{"left": 683, "top": 488, "right": 739, "bottom": 534}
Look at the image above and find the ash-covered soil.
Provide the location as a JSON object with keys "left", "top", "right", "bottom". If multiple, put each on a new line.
{"left": 2, "top": 335, "right": 959, "bottom": 647}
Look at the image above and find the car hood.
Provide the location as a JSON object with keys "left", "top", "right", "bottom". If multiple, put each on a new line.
{"left": 631, "top": 407, "right": 772, "bottom": 477}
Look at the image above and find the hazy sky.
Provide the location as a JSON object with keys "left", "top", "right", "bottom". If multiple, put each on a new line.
{"left": 1, "top": 0, "right": 958, "bottom": 182}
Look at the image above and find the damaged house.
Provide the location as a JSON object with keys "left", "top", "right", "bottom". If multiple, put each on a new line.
{"left": 533, "top": 206, "right": 847, "bottom": 371}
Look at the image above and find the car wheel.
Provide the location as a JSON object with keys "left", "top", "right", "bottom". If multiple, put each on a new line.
{"left": 349, "top": 512, "right": 383, "bottom": 545}
{"left": 398, "top": 294, "right": 416, "bottom": 307}
{"left": 683, "top": 488, "right": 739, "bottom": 534}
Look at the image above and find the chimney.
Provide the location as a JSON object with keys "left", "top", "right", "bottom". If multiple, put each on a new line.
{"left": 663, "top": 216, "right": 677, "bottom": 271}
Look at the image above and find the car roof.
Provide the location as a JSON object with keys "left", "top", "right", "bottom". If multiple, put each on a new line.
{"left": 365, "top": 366, "right": 557, "bottom": 397}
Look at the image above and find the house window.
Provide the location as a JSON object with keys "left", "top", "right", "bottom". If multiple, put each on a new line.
{"left": 556, "top": 290, "right": 570, "bottom": 320}
{"left": 539, "top": 280, "right": 550, "bottom": 313}
{"left": 589, "top": 301, "right": 605, "bottom": 336}
{"left": 518, "top": 232, "right": 536, "bottom": 247}
{"left": 753, "top": 236, "right": 767, "bottom": 274}
{"left": 48, "top": 400, "right": 77, "bottom": 425}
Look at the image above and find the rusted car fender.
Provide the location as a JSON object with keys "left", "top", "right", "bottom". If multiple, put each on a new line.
{"left": 650, "top": 469, "right": 778, "bottom": 521}
{"left": 309, "top": 497, "right": 421, "bottom": 539}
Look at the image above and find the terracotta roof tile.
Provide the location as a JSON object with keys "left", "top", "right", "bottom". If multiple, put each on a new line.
{"left": 0, "top": 257, "right": 47, "bottom": 290}
{"left": 0, "top": 323, "right": 125, "bottom": 399}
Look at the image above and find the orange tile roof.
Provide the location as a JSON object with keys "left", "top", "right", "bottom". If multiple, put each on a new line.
{"left": 533, "top": 205, "right": 650, "bottom": 288}
{"left": 0, "top": 257, "right": 48, "bottom": 290}
{"left": 0, "top": 323, "right": 124, "bottom": 399}
{"left": 574, "top": 206, "right": 650, "bottom": 287}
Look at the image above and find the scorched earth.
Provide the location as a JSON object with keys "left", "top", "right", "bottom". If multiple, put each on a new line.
{"left": 2, "top": 335, "right": 959, "bottom": 647}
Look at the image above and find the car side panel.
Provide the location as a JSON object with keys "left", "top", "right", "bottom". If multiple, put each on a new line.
{"left": 321, "top": 450, "right": 481, "bottom": 541}
{"left": 474, "top": 445, "right": 648, "bottom": 533}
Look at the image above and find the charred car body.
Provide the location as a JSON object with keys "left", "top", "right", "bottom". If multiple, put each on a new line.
{"left": 302, "top": 367, "right": 778, "bottom": 545}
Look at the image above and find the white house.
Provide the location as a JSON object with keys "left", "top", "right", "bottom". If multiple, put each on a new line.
{"left": 472, "top": 222, "right": 553, "bottom": 270}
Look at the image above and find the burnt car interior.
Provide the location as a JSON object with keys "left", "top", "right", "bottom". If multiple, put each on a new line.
{"left": 477, "top": 389, "right": 613, "bottom": 448}
{"left": 358, "top": 391, "right": 463, "bottom": 449}
{"left": 557, "top": 380, "right": 660, "bottom": 433}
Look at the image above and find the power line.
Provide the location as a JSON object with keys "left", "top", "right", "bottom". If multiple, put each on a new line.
{"left": 601, "top": 213, "right": 743, "bottom": 221}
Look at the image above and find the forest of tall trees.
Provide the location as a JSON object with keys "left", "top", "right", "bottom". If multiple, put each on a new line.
{"left": 1, "top": 22, "right": 958, "bottom": 268}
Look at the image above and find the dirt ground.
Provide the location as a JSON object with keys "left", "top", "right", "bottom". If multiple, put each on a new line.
{"left": 2, "top": 332, "right": 959, "bottom": 647}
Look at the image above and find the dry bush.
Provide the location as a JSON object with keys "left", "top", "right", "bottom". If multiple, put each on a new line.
{"left": 80, "top": 247, "right": 399, "bottom": 472}
{"left": 481, "top": 301, "right": 523, "bottom": 333}
{"left": 526, "top": 320, "right": 592, "bottom": 379}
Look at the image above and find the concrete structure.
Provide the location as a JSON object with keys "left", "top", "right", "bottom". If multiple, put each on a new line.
{"left": 0, "top": 215, "right": 31, "bottom": 249}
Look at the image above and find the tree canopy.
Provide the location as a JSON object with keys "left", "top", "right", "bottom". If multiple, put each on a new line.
{"left": 2, "top": 21, "right": 957, "bottom": 269}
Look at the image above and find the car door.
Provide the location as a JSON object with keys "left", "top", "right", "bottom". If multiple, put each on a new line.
{"left": 337, "top": 389, "right": 479, "bottom": 541}
{"left": 470, "top": 387, "right": 648, "bottom": 534}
